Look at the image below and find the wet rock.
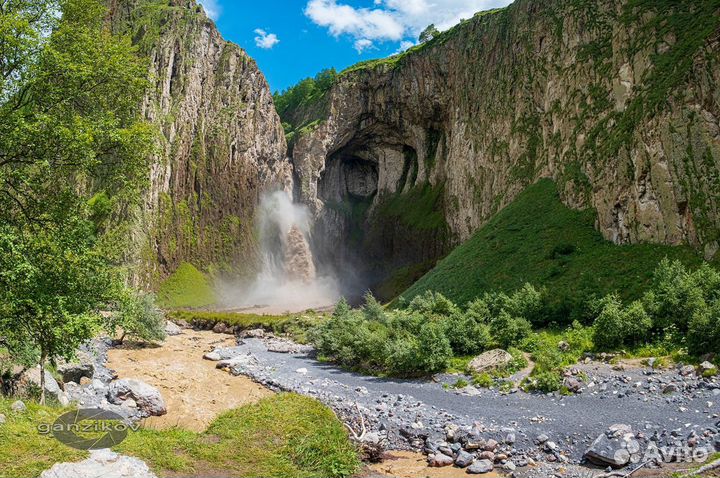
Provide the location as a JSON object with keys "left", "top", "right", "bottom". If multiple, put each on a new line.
{"left": 107, "top": 379, "right": 167, "bottom": 417}
{"left": 468, "top": 349, "right": 513, "bottom": 374}
{"left": 584, "top": 424, "right": 638, "bottom": 467}
{"left": 467, "top": 459, "right": 494, "bottom": 474}
{"left": 40, "top": 449, "right": 156, "bottom": 478}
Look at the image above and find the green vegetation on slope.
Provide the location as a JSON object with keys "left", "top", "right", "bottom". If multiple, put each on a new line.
{"left": 157, "top": 262, "right": 216, "bottom": 308}
{"left": 0, "top": 394, "right": 359, "bottom": 478}
{"left": 398, "top": 179, "right": 707, "bottom": 317}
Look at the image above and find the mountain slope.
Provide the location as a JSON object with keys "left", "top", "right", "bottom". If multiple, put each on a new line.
{"left": 397, "top": 179, "right": 707, "bottom": 315}
{"left": 108, "top": 0, "right": 291, "bottom": 286}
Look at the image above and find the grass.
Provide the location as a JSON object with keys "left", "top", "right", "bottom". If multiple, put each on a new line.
{"left": 398, "top": 179, "right": 708, "bottom": 315}
{"left": 0, "top": 394, "right": 359, "bottom": 478}
{"left": 157, "top": 262, "right": 216, "bottom": 309}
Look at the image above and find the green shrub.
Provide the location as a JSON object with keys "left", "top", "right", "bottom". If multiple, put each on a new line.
{"left": 472, "top": 372, "right": 493, "bottom": 388}
{"left": 108, "top": 289, "right": 166, "bottom": 344}
{"left": 444, "top": 313, "right": 492, "bottom": 355}
{"left": 687, "top": 300, "right": 720, "bottom": 356}
{"left": 490, "top": 311, "right": 532, "bottom": 349}
{"left": 525, "top": 371, "right": 563, "bottom": 393}
{"left": 593, "top": 295, "right": 651, "bottom": 350}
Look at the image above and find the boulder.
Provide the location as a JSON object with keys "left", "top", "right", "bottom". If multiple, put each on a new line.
{"left": 107, "top": 379, "right": 166, "bottom": 417}
{"left": 0, "top": 413, "right": 6, "bottom": 424}
{"left": 467, "top": 459, "right": 493, "bottom": 474}
{"left": 212, "top": 322, "right": 229, "bottom": 334}
{"left": 164, "top": 321, "right": 183, "bottom": 336}
{"left": 427, "top": 453, "right": 454, "bottom": 467}
{"left": 563, "top": 377, "right": 582, "bottom": 393}
{"left": 57, "top": 352, "right": 95, "bottom": 384}
{"left": 455, "top": 450, "right": 475, "bottom": 468}
{"left": 203, "top": 346, "right": 244, "bottom": 361}
{"left": 18, "top": 367, "right": 62, "bottom": 399}
{"left": 700, "top": 361, "right": 717, "bottom": 373}
{"left": 583, "top": 424, "right": 638, "bottom": 468}
{"left": 467, "top": 349, "right": 513, "bottom": 374}
{"left": 11, "top": 400, "right": 26, "bottom": 413}
{"left": 240, "top": 328, "right": 265, "bottom": 339}
{"left": 40, "top": 449, "right": 157, "bottom": 478}
{"left": 679, "top": 365, "right": 695, "bottom": 376}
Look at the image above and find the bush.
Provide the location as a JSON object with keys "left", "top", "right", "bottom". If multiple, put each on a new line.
{"left": 109, "top": 290, "right": 166, "bottom": 344}
{"left": 444, "top": 313, "right": 492, "bottom": 355}
{"left": 525, "top": 371, "right": 563, "bottom": 393}
{"left": 592, "top": 295, "right": 651, "bottom": 350}
{"left": 472, "top": 372, "right": 493, "bottom": 388}
{"left": 490, "top": 311, "right": 532, "bottom": 349}
{"left": 687, "top": 300, "right": 720, "bottom": 356}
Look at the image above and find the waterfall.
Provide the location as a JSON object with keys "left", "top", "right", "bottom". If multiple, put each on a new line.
{"left": 218, "top": 190, "right": 338, "bottom": 313}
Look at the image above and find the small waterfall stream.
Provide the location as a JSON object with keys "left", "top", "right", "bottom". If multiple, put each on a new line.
{"left": 218, "top": 190, "right": 338, "bottom": 313}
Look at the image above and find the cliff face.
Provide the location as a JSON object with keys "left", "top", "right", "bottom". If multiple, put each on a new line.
{"left": 109, "top": 0, "right": 291, "bottom": 286}
{"left": 287, "top": 0, "right": 720, "bottom": 294}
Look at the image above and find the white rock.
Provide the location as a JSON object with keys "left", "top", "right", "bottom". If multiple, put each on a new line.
{"left": 40, "top": 449, "right": 157, "bottom": 478}
{"left": 296, "top": 368, "right": 308, "bottom": 375}
{"left": 107, "top": 379, "right": 166, "bottom": 417}
{"left": 164, "top": 321, "right": 183, "bottom": 336}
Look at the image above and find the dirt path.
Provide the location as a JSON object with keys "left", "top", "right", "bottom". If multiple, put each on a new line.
{"left": 107, "top": 330, "right": 272, "bottom": 432}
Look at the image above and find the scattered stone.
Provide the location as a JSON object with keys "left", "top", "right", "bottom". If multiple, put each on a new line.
{"left": 455, "top": 450, "right": 475, "bottom": 468}
{"left": 467, "top": 349, "right": 513, "bottom": 374}
{"left": 563, "top": 377, "right": 582, "bottom": 393}
{"left": 680, "top": 365, "right": 695, "bottom": 376}
{"left": 264, "top": 338, "right": 313, "bottom": 354}
{"left": 428, "top": 453, "right": 454, "bottom": 467}
{"left": 107, "top": 379, "right": 167, "bottom": 417}
{"left": 0, "top": 413, "right": 6, "bottom": 424}
{"left": 11, "top": 400, "right": 26, "bottom": 413}
{"left": 164, "top": 321, "right": 183, "bottom": 336}
{"left": 467, "top": 459, "right": 494, "bottom": 474}
{"left": 57, "top": 352, "right": 95, "bottom": 384}
{"left": 663, "top": 384, "right": 679, "bottom": 394}
{"left": 240, "top": 328, "right": 265, "bottom": 339}
{"left": 40, "top": 449, "right": 157, "bottom": 478}
{"left": 80, "top": 376, "right": 92, "bottom": 386}
{"left": 584, "top": 424, "right": 637, "bottom": 467}
{"left": 212, "top": 322, "right": 229, "bottom": 334}
{"left": 536, "top": 434, "right": 549, "bottom": 444}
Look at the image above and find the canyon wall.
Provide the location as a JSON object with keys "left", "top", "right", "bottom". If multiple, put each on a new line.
{"left": 109, "top": 0, "right": 291, "bottom": 286}
{"left": 285, "top": 0, "right": 720, "bottom": 294}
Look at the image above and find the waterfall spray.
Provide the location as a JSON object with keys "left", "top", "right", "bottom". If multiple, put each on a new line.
{"left": 218, "top": 190, "right": 339, "bottom": 313}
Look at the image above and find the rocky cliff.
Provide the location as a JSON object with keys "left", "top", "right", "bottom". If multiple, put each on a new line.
{"left": 285, "top": 0, "right": 720, "bottom": 295}
{"left": 108, "top": 0, "right": 291, "bottom": 286}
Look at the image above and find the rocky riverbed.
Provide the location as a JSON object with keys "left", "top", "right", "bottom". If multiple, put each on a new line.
{"left": 206, "top": 330, "right": 720, "bottom": 476}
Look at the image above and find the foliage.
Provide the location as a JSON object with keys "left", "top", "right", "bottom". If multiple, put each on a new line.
{"left": 592, "top": 295, "right": 652, "bottom": 350}
{"left": 273, "top": 68, "right": 336, "bottom": 120}
{"left": 0, "top": 0, "right": 153, "bottom": 402}
{"left": 419, "top": 24, "right": 440, "bottom": 43}
{"left": 107, "top": 289, "right": 166, "bottom": 344}
{"left": 524, "top": 371, "right": 563, "bottom": 393}
{"left": 0, "top": 394, "right": 359, "bottom": 478}
{"left": 157, "top": 262, "right": 216, "bottom": 308}
{"left": 398, "top": 180, "right": 706, "bottom": 323}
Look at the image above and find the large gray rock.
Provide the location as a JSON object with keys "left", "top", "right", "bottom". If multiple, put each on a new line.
{"left": 203, "top": 346, "right": 245, "bottom": 361}
{"left": 455, "top": 450, "right": 475, "bottom": 468}
{"left": 58, "top": 352, "right": 95, "bottom": 384}
{"left": 467, "top": 349, "right": 513, "bottom": 374}
{"left": 17, "top": 367, "right": 61, "bottom": 399}
{"left": 467, "top": 459, "right": 494, "bottom": 474}
{"left": 40, "top": 449, "right": 156, "bottom": 478}
{"left": 583, "top": 424, "right": 639, "bottom": 467}
{"left": 107, "top": 379, "right": 166, "bottom": 417}
{"left": 427, "top": 452, "right": 454, "bottom": 467}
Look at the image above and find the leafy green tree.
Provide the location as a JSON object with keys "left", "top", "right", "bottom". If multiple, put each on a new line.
{"left": 418, "top": 24, "right": 440, "bottom": 43}
{"left": 107, "top": 290, "right": 166, "bottom": 345}
{"left": 592, "top": 295, "right": 652, "bottom": 350}
{"left": 0, "top": 0, "right": 152, "bottom": 402}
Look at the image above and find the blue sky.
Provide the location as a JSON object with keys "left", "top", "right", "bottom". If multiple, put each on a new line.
{"left": 198, "top": 0, "right": 514, "bottom": 93}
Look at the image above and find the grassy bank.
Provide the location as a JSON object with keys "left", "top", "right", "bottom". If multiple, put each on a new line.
{"left": 0, "top": 394, "right": 359, "bottom": 478}
{"left": 398, "top": 179, "right": 708, "bottom": 319}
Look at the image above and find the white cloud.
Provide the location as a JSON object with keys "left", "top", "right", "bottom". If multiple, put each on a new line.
{"left": 254, "top": 29, "right": 280, "bottom": 49}
{"left": 198, "top": 0, "right": 221, "bottom": 21}
{"left": 396, "top": 40, "right": 415, "bottom": 53}
{"left": 354, "top": 39, "right": 375, "bottom": 53}
{"left": 305, "top": 0, "right": 513, "bottom": 50}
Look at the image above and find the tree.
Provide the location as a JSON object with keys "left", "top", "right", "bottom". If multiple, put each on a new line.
{"left": 0, "top": 0, "right": 152, "bottom": 403}
{"left": 107, "top": 290, "right": 166, "bottom": 345}
{"left": 419, "top": 24, "right": 440, "bottom": 43}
